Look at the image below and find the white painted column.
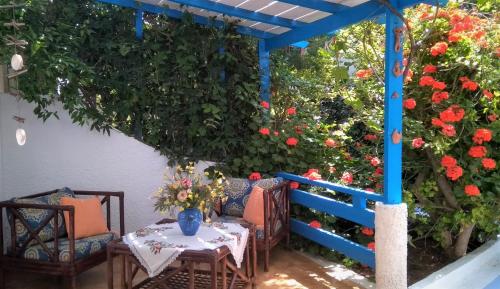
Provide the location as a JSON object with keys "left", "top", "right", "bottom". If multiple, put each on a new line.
{"left": 375, "top": 202, "right": 408, "bottom": 289}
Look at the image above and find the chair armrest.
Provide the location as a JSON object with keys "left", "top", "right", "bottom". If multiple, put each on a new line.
{"left": 0, "top": 201, "right": 76, "bottom": 263}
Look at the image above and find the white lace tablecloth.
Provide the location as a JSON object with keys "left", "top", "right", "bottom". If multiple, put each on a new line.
{"left": 123, "top": 222, "right": 249, "bottom": 278}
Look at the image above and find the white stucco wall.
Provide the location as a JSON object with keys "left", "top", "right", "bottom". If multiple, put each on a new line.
{"left": 0, "top": 93, "right": 210, "bottom": 232}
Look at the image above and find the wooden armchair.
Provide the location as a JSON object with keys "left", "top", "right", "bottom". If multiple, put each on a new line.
{"left": 0, "top": 189, "right": 124, "bottom": 289}
{"left": 214, "top": 178, "right": 290, "bottom": 271}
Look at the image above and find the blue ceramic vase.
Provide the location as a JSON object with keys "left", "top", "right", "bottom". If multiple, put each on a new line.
{"left": 178, "top": 208, "right": 202, "bottom": 236}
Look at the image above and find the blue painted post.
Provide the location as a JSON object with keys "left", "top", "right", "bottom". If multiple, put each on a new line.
{"left": 382, "top": 7, "right": 403, "bottom": 204}
{"left": 259, "top": 39, "right": 271, "bottom": 106}
{"left": 135, "top": 9, "right": 144, "bottom": 39}
{"left": 219, "top": 46, "right": 226, "bottom": 82}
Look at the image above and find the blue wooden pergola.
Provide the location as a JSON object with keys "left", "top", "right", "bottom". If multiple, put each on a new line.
{"left": 98, "top": 0, "right": 436, "bottom": 273}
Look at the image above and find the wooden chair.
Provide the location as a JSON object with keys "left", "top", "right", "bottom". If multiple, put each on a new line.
{"left": 214, "top": 179, "right": 290, "bottom": 272}
{"left": 0, "top": 189, "right": 124, "bottom": 289}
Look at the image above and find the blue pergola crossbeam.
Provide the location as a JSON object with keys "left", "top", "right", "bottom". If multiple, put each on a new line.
{"left": 96, "top": 0, "right": 275, "bottom": 39}
{"left": 277, "top": 0, "right": 346, "bottom": 13}
{"left": 266, "top": 0, "right": 436, "bottom": 50}
{"left": 170, "top": 0, "right": 306, "bottom": 28}
{"left": 266, "top": 0, "right": 383, "bottom": 50}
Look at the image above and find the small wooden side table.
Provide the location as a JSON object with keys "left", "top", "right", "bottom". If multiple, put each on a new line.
{"left": 107, "top": 219, "right": 257, "bottom": 289}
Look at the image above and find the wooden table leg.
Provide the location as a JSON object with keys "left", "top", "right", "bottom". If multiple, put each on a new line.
{"left": 210, "top": 258, "right": 218, "bottom": 289}
{"left": 107, "top": 249, "right": 114, "bottom": 289}
{"left": 121, "top": 255, "right": 126, "bottom": 289}
{"left": 126, "top": 256, "right": 133, "bottom": 289}
{"left": 221, "top": 256, "right": 227, "bottom": 289}
{"left": 188, "top": 261, "right": 195, "bottom": 289}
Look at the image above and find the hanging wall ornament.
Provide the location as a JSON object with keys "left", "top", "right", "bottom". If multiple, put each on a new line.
{"left": 1, "top": 1, "right": 28, "bottom": 86}
{"left": 13, "top": 115, "right": 26, "bottom": 146}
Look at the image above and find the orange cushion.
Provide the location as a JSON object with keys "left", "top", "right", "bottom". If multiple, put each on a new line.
{"left": 243, "top": 186, "right": 265, "bottom": 226}
{"left": 60, "top": 197, "right": 109, "bottom": 239}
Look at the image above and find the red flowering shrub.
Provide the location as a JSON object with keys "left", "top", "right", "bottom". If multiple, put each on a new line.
{"left": 412, "top": 137, "right": 425, "bottom": 149}
{"left": 361, "top": 227, "right": 374, "bottom": 236}
{"left": 481, "top": 158, "right": 496, "bottom": 170}
{"left": 259, "top": 128, "right": 270, "bottom": 135}
{"left": 403, "top": 98, "right": 417, "bottom": 110}
{"left": 464, "top": 185, "right": 480, "bottom": 197}
{"left": 355, "top": 69, "right": 373, "bottom": 79}
{"left": 248, "top": 172, "right": 262, "bottom": 181}
{"left": 309, "top": 220, "right": 322, "bottom": 229}
{"left": 260, "top": 101, "right": 270, "bottom": 109}
{"left": 286, "top": 137, "right": 299, "bottom": 146}
{"left": 430, "top": 41, "right": 448, "bottom": 56}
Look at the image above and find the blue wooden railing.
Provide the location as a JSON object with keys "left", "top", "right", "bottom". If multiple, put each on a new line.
{"left": 277, "top": 172, "right": 380, "bottom": 268}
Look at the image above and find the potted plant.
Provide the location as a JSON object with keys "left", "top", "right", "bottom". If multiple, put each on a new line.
{"left": 153, "top": 163, "right": 226, "bottom": 236}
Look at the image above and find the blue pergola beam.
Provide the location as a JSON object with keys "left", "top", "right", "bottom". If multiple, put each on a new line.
{"left": 383, "top": 7, "right": 404, "bottom": 205}
{"left": 266, "top": 0, "right": 437, "bottom": 50}
{"left": 170, "top": 0, "right": 305, "bottom": 28}
{"left": 259, "top": 39, "right": 271, "bottom": 104}
{"left": 135, "top": 9, "right": 144, "bottom": 39}
{"left": 96, "top": 0, "right": 275, "bottom": 39}
{"left": 277, "top": 0, "right": 346, "bottom": 13}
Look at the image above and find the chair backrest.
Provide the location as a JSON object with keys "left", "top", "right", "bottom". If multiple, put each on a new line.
{"left": 222, "top": 177, "right": 284, "bottom": 217}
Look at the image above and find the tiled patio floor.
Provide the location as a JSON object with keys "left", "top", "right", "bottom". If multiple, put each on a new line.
{"left": 6, "top": 247, "right": 363, "bottom": 289}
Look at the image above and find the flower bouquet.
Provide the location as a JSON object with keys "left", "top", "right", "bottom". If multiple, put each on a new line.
{"left": 153, "top": 163, "right": 226, "bottom": 235}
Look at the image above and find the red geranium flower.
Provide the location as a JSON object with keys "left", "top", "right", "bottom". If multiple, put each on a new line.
{"left": 483, "top": 90, "right": 494, "bottom": 100}
{"left": 259, "top": 128, "right": 270, "bottom": 135}
{"left": 439, "top": 105, "right": 465, "bottom": 123}
{"left": 260, "top": 101, "right": 270, "bottom": 109}
{"left": 423, "top": 64, "right": 437, "bottom": 74}
{"left": 303, "top": 169, "right": 322, "bottom": 181}
{"left": 274, "top": 131, "right": 279, "bottom": 136}
{"left": 289, "top": 182, "right": 300, "bottom": 190}
{"left": 374, "top": 167, "right": 383, "bottom": 177}
{"left": 419, "top": 76, "right": 435, "bottom": 87}
{"left": 367, "top": 242, "right": 376, "bottom": 251}
{"left": 468, "top": 146, "right": 487, "bottom": 158}
{"left": 432, "top": 118, "right": 445, "bottom": 127}
{"left": 287, "top": 107, "right": 297, "bottom": 115}
{"left": 441, "top": 155, "right": 457, "bottom": 168}
{"left": 341, "top": 172, "right": 353, "bottom": 184}
{"left": 472, "top": 128, "right": 492, "bottom": 144}
{"left": 356, "top": 69, "right": 373, "bottom": 79}
{"left": 370, "top": 157, "right": 381, "bottom": 167}
{"left": 448, "top": 32, "right": 461, "bottom": 42}
{"left": 431, "top": 91, "right": 449, "bottom": 104}
{"left": 309, "top": 220, "right": 321, "bottom": 229}
{"left": 462, "top": 80, "right": 478, "bottom": 91}
{"left": 488, "top": 114, "right": 497, "bottom": 122}
{"left": 403, "top": 98, "right": 417, "bottom": 110}
{"left": 430, "top": 42, "right": 448, "bottom": 56}
{"left": 248, "top": 172, "right": 262, "bottom": 181}
{"left": 482, "top": 158, "right": 496, "bottom": 170}
{"left": 286, "top": 137, "right": 298, "bottom": 146}
{"left": 442, "top": 124, "right": 456, "bottom": 137}
{"left": 432, "top": 81, "right": 447, "bottom": 90}
{"left": 364, "top": 134, "right": 378, "bottom": 141}
{"left": 412, "top": 138, "right": 425, "bottom": 149}
{"left": 361, "top": 227, "right": 374, "bottom": 236}
{"left": 324, "top": 138, "right": 337, "bottom": 148}
{"left": 446, "top": 165, "right": 463, "bottom": 181}
{"left": 464, "top": 185, "right": 480, "bottom": 197}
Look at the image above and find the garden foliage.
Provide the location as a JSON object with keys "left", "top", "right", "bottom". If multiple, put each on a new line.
{"left": 2, "top": 0, "right": 498, "bottom": 261}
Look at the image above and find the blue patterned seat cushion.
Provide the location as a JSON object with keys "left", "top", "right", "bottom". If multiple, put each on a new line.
{"left": 22, "top": 232, "right": 116, "bottom": 262}
{"left": 211, "top": 215, "right": 283, "bottom": 240}
{"left": 222, "top": 177, "right": 283, "bottom": 217}
{"left": 9, "top": 188, "right": 75, "bottom": 246}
